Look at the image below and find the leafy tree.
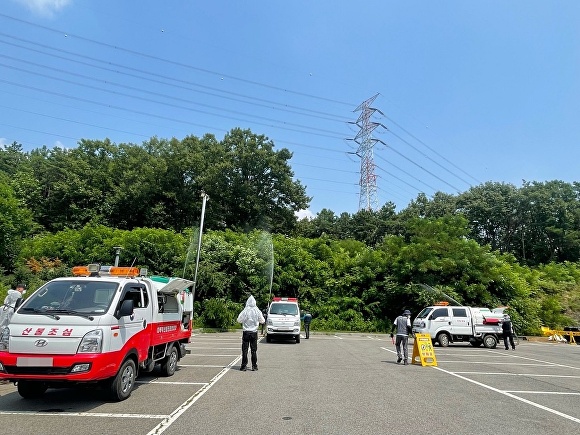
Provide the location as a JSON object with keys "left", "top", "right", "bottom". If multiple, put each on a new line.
{"left": 518, "top": 180, "right": 580, "bottom": 265}
{"left": 204, "top": 128, "right": 309, "bottom": 233}
{"left": 0, "top": 175, "right": 33, "bottom": 272}
{"left": 0, "top": 142, "right": 26, "bottom": 176}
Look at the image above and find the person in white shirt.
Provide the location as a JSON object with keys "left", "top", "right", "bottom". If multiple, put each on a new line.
{"left": 237, "top": 295, "right": 265, "bottom": 371}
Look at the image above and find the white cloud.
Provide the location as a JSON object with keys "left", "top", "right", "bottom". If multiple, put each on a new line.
{"left": 295, "top": 209, "right": 315, "bottom": 221}
{"left": 13, "top": 0, "right": 73, "bottom": 17}
{"left": 0, "top": 138, "right": 7, "bottom": 147}
{"left": 53, "top": 140, "right": 66, "bottom": 149}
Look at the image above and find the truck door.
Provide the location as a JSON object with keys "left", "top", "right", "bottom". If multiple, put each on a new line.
{"left": 428, "top": 307, "right": 451, "bottom": 334}
{"left": 450, "top": 307, "right": 472, "bottom": 336}
{"left": 117, "top": 283, "right": 152, "bottom": 360}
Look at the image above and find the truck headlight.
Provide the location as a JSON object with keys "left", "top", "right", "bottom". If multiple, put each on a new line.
{"left": 77, "top": 329, "right": 103, "bottom": 353}
{"left": 294, "top": 320, "right": 300, "bottom": 327}
{"left": 267, "top": 318, "right": 272, "bottom": 325}
{"left": 0, "top": 327, "right": 9, "bottom": 351}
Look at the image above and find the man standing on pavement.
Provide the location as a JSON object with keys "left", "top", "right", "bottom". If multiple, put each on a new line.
{"left": 303, "top": 310, "right": 312, "bottom": 339}
{"left": 393, "top": 309, "right": 412, "bottom": 365}
{"left": 502, "top": 313, "right": 516, "bottom": 350}
{"left": 237, "top": 295, "right": 265, "bottom": 371}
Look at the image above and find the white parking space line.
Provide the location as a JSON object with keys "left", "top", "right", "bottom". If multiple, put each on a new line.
{"left": 435, "top": 353, "right": 506, "bottom": 357}
{"left": 188, "top": 342, "right": 240, "bottom": 345}
{"left": 434, "top": 366, "right": 580, "bottom": 425}
{"left": 179, "top": 364, "right": 228, "bottom": 368}
{"left": 436, "top": 361, "right": 551, "bottom": 366}
{"left": 333, "top": 335, "right": 343, "bottom": 339}
{"left": 454, "top": 372, "right": 580, "bottom": 379}
{"left": 135, "top": 380, "right": 209, "bottom": 385}
{"left": 146, "top": 355, "right": 242, "bottom": 435}
{"left": 505, "top": 391, "right": 580, "bottom": 395}
{"left": 187, "top": 354, "right": 239, "bottom": 357}
{"left": 0, "top": 411, "right": 168, "bottom": 419}
{"left": 189, "top": 338, "right": 240, "bottom": 342}
{"left": 486, "top": 350, "right": 580, "bottom": 369}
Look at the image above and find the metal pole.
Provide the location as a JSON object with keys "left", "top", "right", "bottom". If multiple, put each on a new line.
{"left": 113, "top": 246, "right": 122, "bottom": 267}
{"left": 192, "top": 192, "right": 209, "bottom": 305}
{"left": 268, "top": 240, "right": 274, "bottom": 302}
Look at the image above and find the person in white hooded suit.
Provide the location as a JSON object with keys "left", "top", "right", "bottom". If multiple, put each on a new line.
{"left": 0, "top": 288, "right": 24, "bottom": 329}
{"left": 237, "top": 295, "right": 265, "bottom": 371}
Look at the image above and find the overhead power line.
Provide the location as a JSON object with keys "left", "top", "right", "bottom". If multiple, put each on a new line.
{"left": 0, "top": 13, "right": 354, "bottom": 107}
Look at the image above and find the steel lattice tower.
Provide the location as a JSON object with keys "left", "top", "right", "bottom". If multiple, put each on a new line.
{"left": 350, "top": 94, "right": 384, "bottom": 211}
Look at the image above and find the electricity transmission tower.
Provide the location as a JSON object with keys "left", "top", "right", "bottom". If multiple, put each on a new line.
{"left": 349, "top": 94, "right": 386, "bottom": 211}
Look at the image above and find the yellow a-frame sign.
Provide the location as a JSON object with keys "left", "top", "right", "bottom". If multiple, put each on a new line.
{"left": 412, "top": 333, "right": 437, "bottom": 366}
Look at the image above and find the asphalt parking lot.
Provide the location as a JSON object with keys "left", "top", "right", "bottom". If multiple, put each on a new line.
{"left": 0, "top": 333, "right": 579, "bottom": 435}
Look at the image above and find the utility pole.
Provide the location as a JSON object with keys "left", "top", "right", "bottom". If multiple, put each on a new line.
{"left": 348, "top": 94, "right": 386, "bottom": 211}
{"left": 192, "top": 192, "right": 209, "bottom": 305}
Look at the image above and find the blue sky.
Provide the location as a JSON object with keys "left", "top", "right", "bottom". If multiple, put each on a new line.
{"left": 1, "top": 1, "right": 579, "bottom": 218}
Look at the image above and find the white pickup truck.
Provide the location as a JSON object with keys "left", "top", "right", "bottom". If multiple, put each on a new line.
{"left": 412, "top": 305, "right": 505, "bottom": 348}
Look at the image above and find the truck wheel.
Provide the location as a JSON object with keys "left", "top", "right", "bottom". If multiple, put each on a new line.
{"left": 483, "top": 335, "right": 498, "bottom": 349}
{"left": 437, "top": 333, "right": 450, "bottom": 347}
{"left": 17, "top": 381, "right": 47, "bottom": 399}
{"left": 266, "top": 334, "right": 272, "bottom": 343}
{"left": 295, "top": 335, "right": 301, "bottom": 344}
{"left": 109, "top": 358, "right": 136, "bottom": 401}
{"left": 160, "top": 345, "right": 178, "bottom": 377}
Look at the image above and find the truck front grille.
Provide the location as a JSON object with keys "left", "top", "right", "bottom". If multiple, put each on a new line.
{"left": 4, "top": 366, "right": 71, "bottom": 375}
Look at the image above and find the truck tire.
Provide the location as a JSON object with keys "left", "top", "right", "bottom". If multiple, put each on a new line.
{"left": 437, "top": 332, "right": 450, "bottom": 347}
{"left": 160, "top": 345, "right": 178, "bottom": 377}
{"left": 266, "top": 334, "right": 272, "bottom": 343}
{"left": 483, "top": 334, "right": 498, "bottom": 349}
{"left": 295, "top": 334, "right": 300, "bottom": 344}
{"left": 17, "top": 381, "right": 47, "bottom": 399}
{"left": 109, "top": 358, "right": 136, "bottom": 401}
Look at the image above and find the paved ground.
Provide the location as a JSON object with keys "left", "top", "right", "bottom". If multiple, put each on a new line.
{"left": 1, "top": 333, "right": 579, "bottom": 434}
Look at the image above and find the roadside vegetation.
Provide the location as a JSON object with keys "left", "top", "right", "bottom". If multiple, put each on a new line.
{"left": 2, "top": 130, "right": 580, "bottom": 335}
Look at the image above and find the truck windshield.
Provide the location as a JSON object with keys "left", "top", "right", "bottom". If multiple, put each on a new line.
{"left": 415, "top": 308, "right": 432, "bottom": 319}
{"left": 269, "top": 303, "right": 298, "bottom": 315}
{"left": 19, "top": 280, "right": 119, "bottom": 315}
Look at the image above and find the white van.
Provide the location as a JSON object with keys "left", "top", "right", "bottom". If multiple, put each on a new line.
{"left": 265, "top": 297, "right": 301, "bottom": 343}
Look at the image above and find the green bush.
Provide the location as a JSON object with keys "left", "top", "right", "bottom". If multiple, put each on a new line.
{"left": 199, "top": 298, "right": 243, "bottom": 330}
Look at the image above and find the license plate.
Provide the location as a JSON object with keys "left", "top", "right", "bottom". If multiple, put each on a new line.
{"left": 16, "top": 357, "right": 53, "bottom": 367}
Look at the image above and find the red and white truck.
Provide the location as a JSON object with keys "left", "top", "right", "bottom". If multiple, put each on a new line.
{"left": 0, "top": 264, "right": 194, "bottom": 401}
{"left": 412, "top": 303, "right": 505, "bottom": 348}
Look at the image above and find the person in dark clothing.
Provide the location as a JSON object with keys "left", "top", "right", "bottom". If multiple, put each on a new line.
{"left": 502, "top": 313, "right": 516, "bottom": 350}
{"left": 303, "top": 311, "right": 312, "bottom": 339}
{"left": 261, "top": 308, "right": 268, "bottom": 336}
{"left": 393, "top": 309, "right": 412, "bottom": 365}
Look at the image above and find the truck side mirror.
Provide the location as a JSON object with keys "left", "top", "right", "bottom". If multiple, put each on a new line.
{"left": 15, "top": 298, "right": 24, "bottom": 310}
{"left": 115, "top": 299, "right": 134, "bottom": 319}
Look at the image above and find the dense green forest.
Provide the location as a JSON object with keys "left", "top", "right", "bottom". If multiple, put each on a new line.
{"left": 2, "top": 128, "right": 580, "bottom": 334}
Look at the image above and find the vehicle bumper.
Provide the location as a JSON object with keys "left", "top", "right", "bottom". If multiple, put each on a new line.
{"left": 0, "top": 351, "right": 123, "bottom": 382}
{"left": 267, "top": 327, "right": 300, "bottom": 336}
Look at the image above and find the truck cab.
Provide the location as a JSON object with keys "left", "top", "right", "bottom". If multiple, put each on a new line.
{"left": 0, "top": 264, "right": 193, "bottom": 401}
{"left": 266, "top": 297, "right": 301, "bottom": 343}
